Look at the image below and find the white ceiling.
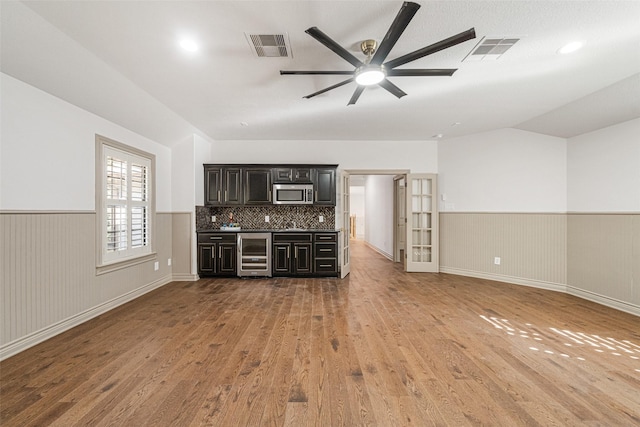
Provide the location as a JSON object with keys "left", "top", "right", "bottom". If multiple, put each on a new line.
{"left": 2, "top": 1, "right": 639, "bottom": 147}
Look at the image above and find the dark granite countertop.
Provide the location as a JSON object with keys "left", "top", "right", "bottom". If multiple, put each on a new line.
{"left": 196, "top": 229, "right": 338, "bottom": 233}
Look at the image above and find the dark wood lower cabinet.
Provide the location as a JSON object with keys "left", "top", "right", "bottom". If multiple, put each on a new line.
{"left": 272, "top": 233, "right": 313, "bottom": 276}
{"left": 198, "top": 231, "right": 338, "bottom": 277}
{"left": 198, "top": 233, "right": 237, "bottom": 276}
{"left": 313, "top": 233, "right": 338, "bottom": 276}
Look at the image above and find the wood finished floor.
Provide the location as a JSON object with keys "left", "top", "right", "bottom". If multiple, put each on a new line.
{"left": 1, "top": 240, "right": 639, "bottom": 426}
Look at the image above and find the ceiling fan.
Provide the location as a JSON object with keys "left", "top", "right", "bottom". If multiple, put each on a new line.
{"left": 280, "top": 1, "right": 476, "bottom": 105}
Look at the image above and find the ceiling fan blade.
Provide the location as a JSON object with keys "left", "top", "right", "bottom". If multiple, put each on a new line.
{"left": 386, "top": 69, "right": 457, "bottom": 77}
{"left": 303, "top": 78, "right": 354, "bottom": 99}
{"left": 281, "top": 70, "right": 354, "bottom": 76}
{"left": 378, "top": 79, "right": 407, "bottom": 99}
{"left": 370, "top": 1, "right": 421, "bottom": 65}
{"left": 347, "top": 86, "right": 366, "bottom": 106}
{"left": 384, "top": 28, "right": 476, "bottom": 69}
{"left": 306, "top": 27, "right": 363, "bottom": 68}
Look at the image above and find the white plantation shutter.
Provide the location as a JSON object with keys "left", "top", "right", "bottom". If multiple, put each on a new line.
{"left": 101, "top": 142, "right": 152, "bottom": 264}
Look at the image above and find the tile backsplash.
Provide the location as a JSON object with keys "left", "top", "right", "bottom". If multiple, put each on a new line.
{"left": 196, "top": 205, "right": 335, "bottom": 231}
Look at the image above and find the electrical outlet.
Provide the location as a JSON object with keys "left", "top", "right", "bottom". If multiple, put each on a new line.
{"left": 167, "top": 258, "right": 172, "bottom": 266}
{"left": 154, "top": 261, "right": 159, "bottom": 271}
{"left": 319, "top": 215, "right": 324, "bottom": 222}
{"left": 211, "top": 215, "right": 216, "bottom": 222}
{"left": 494, "top": 257, "right": 501, "bottom": 265}
{"left": 265, "top": 215, "right": 269, "bottom": 222}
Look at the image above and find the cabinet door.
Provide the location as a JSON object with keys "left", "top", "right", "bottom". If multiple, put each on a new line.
{"left": 273, "top": 244, "right": 291, "bottom": 274}
{"left": 293, "top": 243, "right": 313, "bottom": 274}
{"left": 244, "top": 168, "right": 272, "bottom": 204}
{"left": 224, "top": 168, "right": 243, "bottom": 204}
{"left": 274, "top": 168, "right": 293, "bottom": 183}
{"left": 219, "top": 243, "right": 237, "bottom": 274}
{"left": 314, "top": 168, "right": 336, "bottom": 205}
{"left": 198, "top": 244, "right": 216, "bottom": 274}
{"left": 293, "top": 168, "right": 312, "bottom": 183}
{"left": 204, "top": 167, "right": 223, "bottom": 205}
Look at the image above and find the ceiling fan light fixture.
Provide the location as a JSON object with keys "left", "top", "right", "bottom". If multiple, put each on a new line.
{"left": 355, "top": 65, "right": 386, "bottom": 86}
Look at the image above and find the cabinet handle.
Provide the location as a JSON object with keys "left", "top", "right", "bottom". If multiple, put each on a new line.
{"left": 315, "top": 191, "right": 318, "bottom": 202}
{"left": 219, "top": 246, "right": 222, "bottom": 258}
{"left": 210, "top": 237, "right": 222, "bottom": 240}
{"left": 295, "top": 247, "right": 298, "bottom": 259}
{"left": 318, "top": 236, "right": 331, "bottom": 240}
{"left": 287, "top": 246, "right": 290, "bottom": 258}
{"left": 319, "top": 249, "right": 331, "bottom": 252}
{"left": 224, "top": 190, "right": 227, "bottom": 201}
{"left": 217, "top": 190, "right": 220, "bottom": 201}
{"left": 320, "top": 264, "right": 332, "bottom": 268}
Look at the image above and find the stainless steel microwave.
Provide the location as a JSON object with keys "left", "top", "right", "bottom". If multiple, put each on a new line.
{"left": 273, "top": 184, "right": 314, "bottom": 205}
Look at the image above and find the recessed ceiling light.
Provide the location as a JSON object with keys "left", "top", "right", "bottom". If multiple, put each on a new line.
{"left": 180, "top": 38, "right": 199, "bottom": 52}
{"left": 240, "top": 122, "right": 249, "bottom": 127}
{"left": 558, "top": 41, "right": 583, "bottom": 54}
{"left": 432, "top": 133, "right": 444, "bottom": 139}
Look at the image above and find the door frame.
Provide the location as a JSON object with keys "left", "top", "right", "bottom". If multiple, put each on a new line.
{"left": 393, "top": 175, "right": 407, "bottom": 264}
{"left": 340, "top": 169, "right": 410, "bottom": 276}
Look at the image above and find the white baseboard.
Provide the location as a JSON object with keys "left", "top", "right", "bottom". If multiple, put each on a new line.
{"left": 440, "top": 267, "right": 567, "bottom": 293}
{"left": 172, "top": 273, "right": 199, "bottom": 281}
{"left": 364, "top": 241, "right": 393, "bottom": 261}
{"left": 566, "top": 285, "right": 640, "bottom": 317}
{"left": 440, "top": 267, "right": 639, "bottom": 317}
{"left": 0, "top": 275, "right": 173, "bottom": 361}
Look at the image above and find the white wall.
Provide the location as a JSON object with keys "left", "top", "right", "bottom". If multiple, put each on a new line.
{"left": 211, "top": 140, "right": 438, "bottom": 172}
{"left": 0, "top": 73, "right": 172, "bottom": 211}
{"left": 438, "top": 128, "right": 567, "bottom": 212}
{"left": 171, "top": 136, "right": 196, "bottom": 212}
{"left": 567, "top": 118, "right": 640, "bottom": 212}
{"left": 364, "top": 175, "right": 394, "bottom": 258}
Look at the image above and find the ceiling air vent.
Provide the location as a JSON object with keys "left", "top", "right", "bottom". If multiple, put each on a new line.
{"left": 463, "top": 37, "right": 519, "bottom": 61}
{"left": 245, "top": 33, "right": 292, "bottom": 58}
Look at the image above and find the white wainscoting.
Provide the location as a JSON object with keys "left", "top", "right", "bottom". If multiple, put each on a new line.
{"left": 0, "top": 212, "right": 177, "bottom": 360}
{"left": 440, "top": 212, "right": 639, "bottom": 317}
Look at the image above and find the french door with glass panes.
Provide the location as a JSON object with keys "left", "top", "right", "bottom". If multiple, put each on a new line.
{"left": 405, "top": 174, "right": 438, "bottom": 272}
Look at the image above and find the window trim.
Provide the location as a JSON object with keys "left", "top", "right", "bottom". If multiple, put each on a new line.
{"left": 95, "top": 134, "right": 156, "bottom": 274}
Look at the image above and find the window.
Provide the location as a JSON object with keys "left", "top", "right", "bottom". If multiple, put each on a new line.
{"left": 96, "top": 135, "right": 155, "bottom": 271}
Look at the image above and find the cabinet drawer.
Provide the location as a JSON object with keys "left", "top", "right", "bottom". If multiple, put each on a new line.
{"left": 273, "top": 233, "right": 312, "bottom": 243}
{"left": 314, "top": 243, "right": 337, "bottom": 258}
{"left": 314, "top": 258, "right": 337, "bottom": 273}
{"left": 198, "top": 233, "right": 237, "bottom": 243}
{"left": 314, "top": 233, "right": 337, "bottom": 242}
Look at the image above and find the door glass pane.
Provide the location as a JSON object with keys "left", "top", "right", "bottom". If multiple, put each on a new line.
{"left": 422, "top": 179, "right": 432, "bottom": 195}
{"left": 421, "top": 195, "right": 431, "bottom": 211}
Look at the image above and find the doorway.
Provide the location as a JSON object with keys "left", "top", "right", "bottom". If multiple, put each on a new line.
{"left": 339, "top": 170, "right": 439, "bottom": 276}
{"left": 340, "top": 170, "right": 409, "bottom": 275}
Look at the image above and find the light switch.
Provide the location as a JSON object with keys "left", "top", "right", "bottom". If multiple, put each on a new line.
{"left": 319, "top": 215, "right": 324, "bottom": 222}
{"left": 154, "top": 261, "right": 159, "bottom": 271}
{"left": 168, "top": 258, "right": 172, "bottom": 266}
{"left": 212, "top": 215, "right": 216, "bottom": 222}
{"left": 265, "top": 215, "right": 270, "bottom": 222}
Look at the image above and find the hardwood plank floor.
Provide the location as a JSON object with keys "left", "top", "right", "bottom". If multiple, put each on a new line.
{"left": 1, "top": 240, "right": 639, "bottom": 426}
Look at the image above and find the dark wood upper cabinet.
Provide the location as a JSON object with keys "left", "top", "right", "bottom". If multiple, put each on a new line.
{"left": 314, "top": 168, "right": 336, "bottom": 205}
{"left": 244, "top": 168, "right": 272, "bottom": 204}
{"left": 274, "top": 167, "right": 313, "bottom": 183}
{"left": 204, "top": 164, "right": 336, "bottom": 206}
{"left": 204, "top": 166, "right": 223, "bottom": 205}
{"left": 204, "top": 166, "right": 242, "bottom": 205}
{"left": 223, "top": 168, "right": 242, "bottom": 205}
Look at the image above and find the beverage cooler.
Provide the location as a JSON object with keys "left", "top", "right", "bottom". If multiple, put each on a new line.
{"left": 237, "top": 233, "right": 272, "bottom": 277}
